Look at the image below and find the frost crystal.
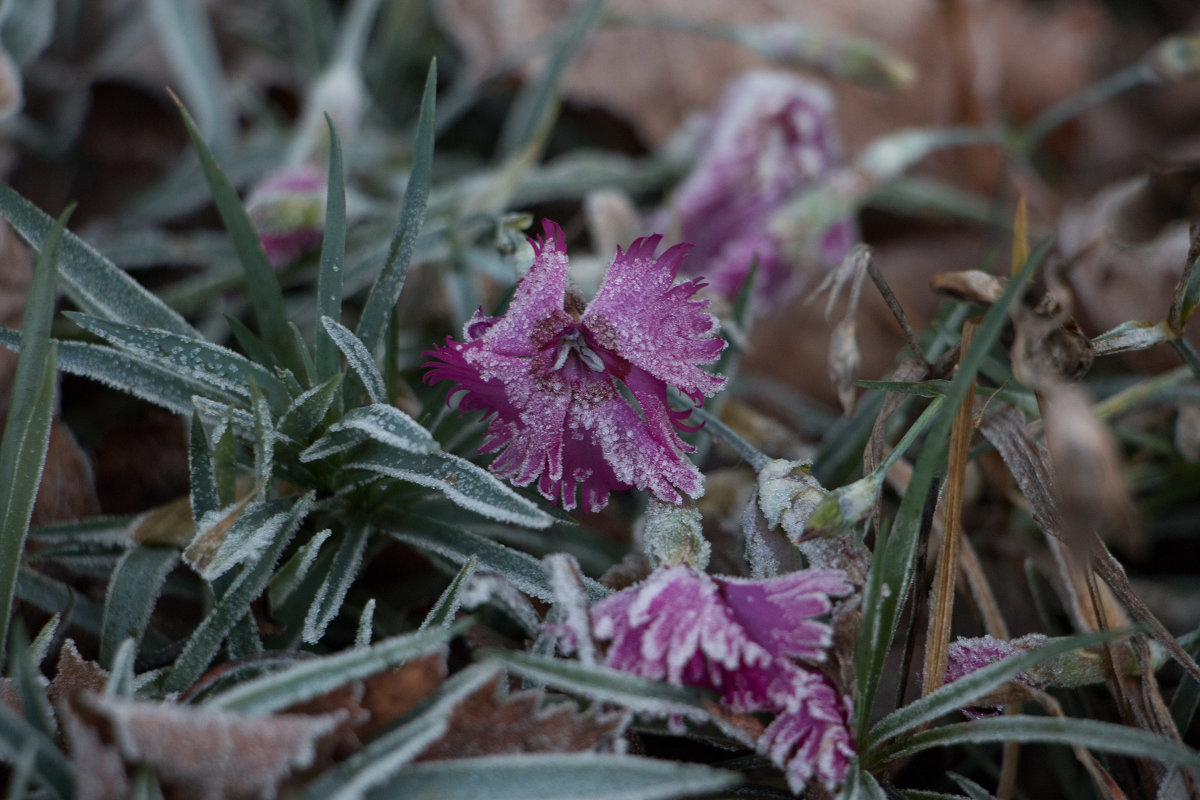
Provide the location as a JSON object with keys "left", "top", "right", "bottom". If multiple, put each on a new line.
{"left": 246, "top": 164, "right": 327, "bottom": 267}
{"left": 592, "top": 565, "right": 855, "bottom": 792}
{"left": 424, "top": 220, "right": 726, "bottom": 512}
{"left": 660, "top": 70, "right": 855, "bottom": 308}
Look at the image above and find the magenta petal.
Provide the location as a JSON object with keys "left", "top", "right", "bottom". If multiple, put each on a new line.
{"left": 717, "top": 570, "right": 852, "bottom": 662}
{"left": 759, "top": 670, "right": 855, "bottom": 793}
{"left": 583, "top": 240, "right": 725, "bottom": 400}
{"left": 481, "top": 220, "right": 571, "bottom": 357}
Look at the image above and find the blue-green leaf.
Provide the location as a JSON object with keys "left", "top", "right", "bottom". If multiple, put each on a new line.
{"left": 99, "top": 545, "right": 180, "bottom": 670}
{"left": 316, "top": 115, "right": 347, "bottom": 384}
{"left": 302, "top": 522, "right": 370, "bottom": 644}
{"left": 322, "top": 317, "right": 386, "bottom": 404}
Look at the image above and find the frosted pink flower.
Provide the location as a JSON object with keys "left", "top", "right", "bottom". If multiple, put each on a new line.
{"left": 662, "top": 70, "right": 855, "bottom": 307}
{"left": 423, "top": 220, "right": 725, "bottom": 512}
{"left": 246, "top": 164, "right": 326, "bottom": 267}
{"left": 592, "top": 565, "right": 856, "bottom": 793}
{"left": 944, "top": 633, "right": 1051, "bottom": 718}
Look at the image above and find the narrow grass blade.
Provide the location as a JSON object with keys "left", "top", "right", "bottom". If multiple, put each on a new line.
{"left": 302, "top": 521, "right": 370, "bottom": 644}
{"left": 145, "top": 0, "right": 232, "bottom": 152}
{"left": 867, "top": 629, "right": 1125, "bottom": 750}
{"left": 0, "top": 331, "right": 234, "bottom": 415}
{"left": 278, "top": 374, "right": 343, "bottom": 443}
{"left": 188, "top": 413, "right": 218, "bottom": 524}
{"left": 99, "top": 545, "right": 180, "bottom": 670}
{"left": 484, "top": 649, "right": 708, "bottom": 718}
{"left": 366, "top": 754, "right": 738, "bottom": 800}
{"left": 0, "top": 705, "right": 73, "bottom": 800}
{"left": 65, "top": 312, "right": 292, "bottom": 411}
{"left": 173, "top": 100, "right": 303, "bottom": 376}
{"left": 388, "top": 519, "right": 606, "bottom": 603}
{"left": 204, "top": 621, "right": 465, "bottom": 713}
{"left": 0, "top": 182, "right": 195, "bottom": 336}
{"left": 16, "top": 567, "right": 105, "bottom": 636}
{"left": 871, "top": 715, "right": 1200, "bottom": 773}
{"left": 316, "top": 115, "right": 347, "bottom": 384}
{"left": 188, "top": 496, "right": 307, "bottom": 582}
{"left": 298, "top": 662, "right": 498, "bottom": 800}
{"left": 318, "top": 403, "right": 437, "bottom": 454}
{"left": 419, "top": 555, "right": 475, "bottom": 630}
{"left": 27, "top": 614, "right": 59, "bottom": 668}
{"left": 4, "top": 741, "right": 36, "bottom": 800}
{"left": 348, "top": 444, "right": 554, "bottom": 529}
{"left": 9, "top": 625, "right": 56, "bottom": 739}
{"left": 163, "top": 492, "right": 314, "bottom": 694}
{"left": 355, "top": 59, "right": 436, "bottom": 355}
{"left": 496, "top": 0, "right": 605, "bottom": 158}
{"left": 854, "top": 240, "right": 1050, "bottom": 738}
{"left": 0, "top": 206, "right": 67, "bottom": 662}
{"left": 268, "top": 528, "right": 332, "bottom": 610}
{"left": 107, "top": 638, "right": 138, "bottom": 697}
{"left": 322, "top": 317, "right": 386, "bottom": 403}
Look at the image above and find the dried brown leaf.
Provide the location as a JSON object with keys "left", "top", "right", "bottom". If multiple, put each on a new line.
{"left": 356, "top": 652, "right": 448, "bottom": 739}
{"left": 416, "top": 673, "right": 627, "bottom": 761}
{"left": 83, "top": 693, "right": 343, "bottom": 800}
{"left": 47, "top": 640, "right": 110, "bottom": 712}
{"left": 132, "top": 496, "right": 196, "bottom": 547}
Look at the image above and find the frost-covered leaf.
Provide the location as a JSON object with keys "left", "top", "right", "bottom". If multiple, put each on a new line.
{"left": 191, "top": 396, "right": 257, "bottom": 438}
{"left": 326, "top": 403, "right": 437, "bottom": 454}
{"left": 277, "top": 374, "right": 342, "bottom": 444}
{"left": 268, "top": 528, "right": 332, "bottom": 610}
{"left": 0, "top": 702, "right": 74, "bottom": 799}
{"left": 0, "top": 182, "right": 195, "bottom": 337}
{"left": 420, "top": 556, "right": 476, "bottom": 631}
{"left": 100, "top": 545, "right": 180, "bottom": 669}
{"left": 65, "top": 312, "right": 291, "bottom": 411}
{"left": 365, "top": 753, "right": 738, "bottom": 800}
{"left": 484, "top": 649, "right": 709, "bottom": 721}
{"left": 416, "top": 671, "right": 627, "bottom": 761}
{"left": 389, "top": 521, "right": 591, "bottom": 604}
{"left": 184, "top": 493, "right": 297, "bottom": 581}
{"left": 348, "top": 444, "right": 553, "bottom": 529}
{"left": 205, "top": 624, "right": 462, "bottom": 713}
{"left": 47, "top": 640, "right": 108, "bottom": 711}
{"left": 82, "top": 694, "right": 339, "bottom": 800}
{"left": 0, "top": 330, "right": 231, "bottom": 415}
{"left": 321, "top": 316, "right": 385, "bottom": 404}
{"left": 302, "top": 523, "right": 370, "bottom": 645}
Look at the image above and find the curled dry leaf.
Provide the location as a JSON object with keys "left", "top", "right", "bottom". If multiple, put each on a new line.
{"left": 416, "top": 672, "right": 628, "bottom": 761}
{"left": 60, "top": 702, "right": 131, "bottom": 800}
{"left": 47, "top": 639, "right": 110, "bottom": 712}
{"left": 81, "top": 693, "right": 343, "bottom": 800}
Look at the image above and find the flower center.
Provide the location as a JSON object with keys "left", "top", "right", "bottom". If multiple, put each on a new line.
{"left": 552, "top": 327, "right": 605, "bottom": 373}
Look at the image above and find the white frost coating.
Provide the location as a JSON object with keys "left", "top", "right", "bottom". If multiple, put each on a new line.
{"left": 460, "top": 572, "right": 543, "bottom": 634}
{"left": 190, "top": 502, "right": 296, "bottom": 581}
{"left": 278, "top": 379, "right": 341, "bottom": 439}
{"left": 741, "top": 490, "right": 781, "bottom": 579}
{"left": 330, "top": 404, "right": 437, "bottom": 454}
{"left": 302, "top": 527, "right": 369, "bottom": 644}
{"left": 355, "top": 599, "right": 376, "bottom": 649}
{"left": 269, "top": 528, "right": 332, "bottom": 608}
{"left": 346, "top": 449, "right": 554, "bottom": 529}
{"left": 545, "top": 553, "right": 596, "bottom": 665}
{"left": 321, "top": 316, "right": 386, "bottom": 403}
{"left": 193, "top": 397, "right": 256, "bottom": 438}
{"left": 252, "top": 390, "right": 276, "bottom": 491}
{"left": 299, "top": 428, "right": 367, "bottom": 462}
{"left": 67, "top": 313, "right": 284, "bottom": 404}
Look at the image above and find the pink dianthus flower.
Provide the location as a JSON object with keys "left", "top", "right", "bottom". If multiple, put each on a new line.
{"left": 592, "top": 565, "right": 856, "bottom": 793}
{"left": 423, "top": 220, "right": 725, "bottom": 512}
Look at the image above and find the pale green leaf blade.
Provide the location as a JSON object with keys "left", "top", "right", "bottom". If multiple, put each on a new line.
{"left": 0, "top": 183, "right": 196, "bottom": 336}
{"left": 419, "top": 556, "right": 476, "bottom": 630}
{"left": 302, "top": 522, "right": 369, "bottom": 644}
{"left": 316, "top": 115, "right": 347, "bottom": 383}
{"left": 99, "top": 545, "right": 180, "bottom": 670}
{"left": 322, "top": 316, "right": 385, "bottom": 404}
{"left": 355, "top": 59, "right": 436, "bottom": 354}
{"left": 349, "top": 445, "right": 553, "bottom": 529}
{"left": 204, "top": 622, "right": 464, "bottom": 713}
{"left": 365, "top": 754, "right": 738, "bottom": 800}
{"left": 146, "top": 0, "right": 233, "bottom": 151}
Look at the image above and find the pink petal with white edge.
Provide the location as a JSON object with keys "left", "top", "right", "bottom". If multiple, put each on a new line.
{"left": 583, "top": 237, "right": 725, "bottom": 401}
{"left": 759, "top": 670, "right": 855, "bottom": 793}
{"left": 480, "top": 220, "right": 571, "bottom": 357}
{"left": 717, "top": 570, "right": 852, "bottom": 663}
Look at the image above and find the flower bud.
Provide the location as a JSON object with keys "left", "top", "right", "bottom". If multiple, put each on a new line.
{"left": 1146, "top": 34, "right": 1200, "bottom": 83}
{"left": 246, "top": 165, "right": 327, "bottom": 267}
{"left": 804, "top": 473, "right": 882, "bottom": 538}
{"left": 755, "top": 459, "right": 827, "bottom": 541}
{"left": 642, "top": 498, "right": 710, "bottom": 570}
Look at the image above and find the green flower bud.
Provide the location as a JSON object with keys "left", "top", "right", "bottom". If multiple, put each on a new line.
{"left": 642, "top": 498, "right": 710, "bottom": 570}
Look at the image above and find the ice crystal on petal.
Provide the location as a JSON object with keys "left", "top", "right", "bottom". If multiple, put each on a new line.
{"left": 591, "top": 565, "right": 855, "bottom": 792}
{"left": 661, "top": 70, "right": 856, "bottom": 309}
{"left": 424, "top": 220, "right": 725, "bottom": 512}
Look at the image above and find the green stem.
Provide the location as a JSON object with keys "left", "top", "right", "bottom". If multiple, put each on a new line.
{"left": 1022, "top": 64, "right": 1155, "bottom": 150}
{"left": 876, "top": 395, "right": 947, "bottom": 478}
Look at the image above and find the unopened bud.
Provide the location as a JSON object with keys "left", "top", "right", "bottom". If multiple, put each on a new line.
{"left": 805, "top": 473, "right": 882, "bottom": 538}
{"left": 246, "top": 165, "right": 327, "bottom": 267}
{"left": 1146, "top": 34, "right": 1200, "bottom": 83}
{"left": 756, "top": 459, "right": 827, "bottom": 540}
{"left": 642, "top": 498, "right": 710, "bottom": 570}
{"left": 733, "top": 25, "right": 916, "bottom": 90}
